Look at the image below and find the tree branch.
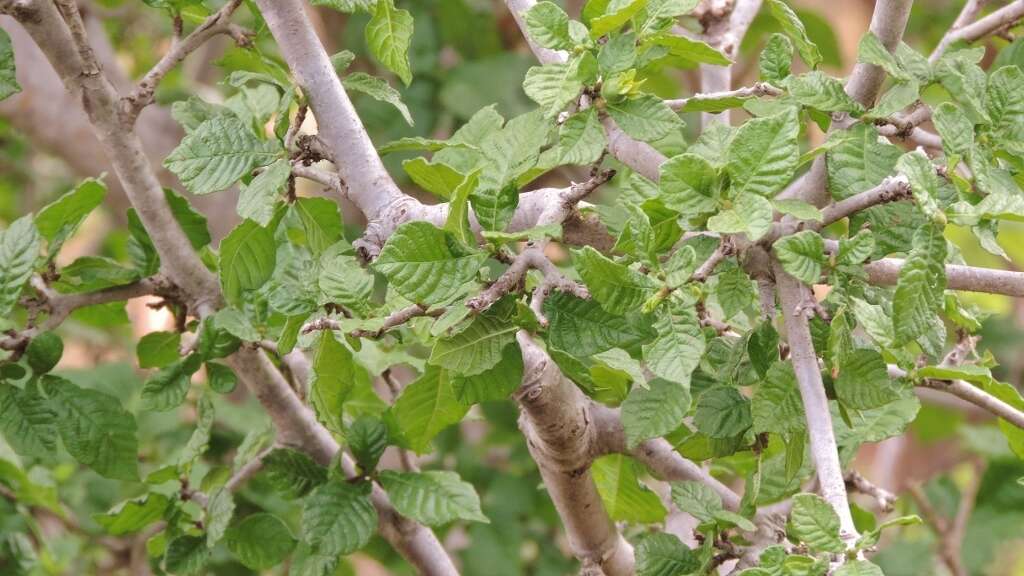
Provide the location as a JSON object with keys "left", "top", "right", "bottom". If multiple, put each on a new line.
{"left": 0, "top": 274, "right": 176, "bottom": 357}
{"left": 888, "top": 365, "right": 1024, "bottom": 429}
{"left": 515, "top": 332, "right": 635, "bottom": 575}
{"left": 779, "top": 0, "right": 914, "bottom": 208}
{"left": 12, "top": 5, "right": 456, "bottom": 572}
{"left": 845, "top": 470, "right": 896, "bottom": 513}
{"left": 773, "top": 262, "right": 859, "bottom": 546}
{"left": 696, "top": 0, "right": 764, "bottom": 127}
{"left": 664, "top": 81, "right": 781, "bottom": 111}
{"left": 122, "top": 0, "right": 250, "bottom": 120}
{"left": 466, "top": 246, "right": 588, "bottom": 320}
{"left": 930, "top": 0, "right": 1024, "bottom": 63}
{"left": 504, "top": 0, "right": 668, "bottom": 181}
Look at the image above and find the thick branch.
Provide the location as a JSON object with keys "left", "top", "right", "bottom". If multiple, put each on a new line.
{"left": 253, "top": 0, "right": 412, "bottom": 236}
{"left": 11, "top": 0, "right": 219, "bottom": 302}
{"left": 515, "top": 332, "right": 635, "bottom": 575}
{"left": 863, "top": 256, "right": 1024, "bottom": 297}
{"left": 122, "top": 0, "right": 249, "bottom": 120}
{"left": 773, "top": 263, "right": 859, "bottom": 545}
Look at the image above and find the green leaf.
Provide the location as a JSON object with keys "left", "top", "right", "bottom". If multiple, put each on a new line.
{"left": 523, "top": 1, "right": 573, "bottom": 50}
{"left": 544, "top": 107, "right": 606, "bottom": 166}
{"left": 892, "top": 224, "right": 946, "bottom": 344}
{"left": 450, "top": 340, "right": 523, "bottom": 405}
{"left": 343, "top": 72, "right": 414, "bottom": 126}
{"left": 635, "top": 533, "right": 700, "bottom": 576}
{"left": 591, "top": 454, "right": 667, "bottom": 523}
{"left": 24, "top": 332, "right": 61, "bottom": 375}
{"left": 237, "top": 158, "right": 289, "bottom": 227}
{"left": 523, "top": 62, "right": 584, "bottom": 117}
{"left": 164, "top": 115, "right": 281, "bottom": 195}
{"left": 93, "top": 493, "right": 170, "bottom": 536}
{"left": 837, "top": 229, "right": 875, "bottom": 265}
{"left": 707, "top": 192, "right": 773, "bottom": 241}
{"left": 642, "top": 306, "right": 705, "bottom": 385}
{"left": 212, "top": 308, "right": 261, "bottom": 342}
{"left": 669, "top": 480, "right": 723, "bottom": 522}
{"left": 349, "top": 416, "right": 388, "bottom": 473}
{"left": 429, "top": 313, "right": 518, "bottom": 376}
{"left": 606, "top": 95, "right": 683, "bottom": 143}
{"left": 649, "top": 34, "right": 731, "bottom": 66}
{"left": 543, "top": 292, "right": 656, "bottom": 357}
{"left": 726, "top": 107, "right": 800, "bottom": 198}
{"left": 896, "top": 150, "right": 943, "bottom": 220}
{"left": 760, "top": 33, "right": 794, "bottom": 84}
{"left": 598, "top": 31, "right": 637, "bottom": 75}
{"left": 379, "top": 470, "right": 488, "bottom": 526}
{"left": 751, "top": 362, "right": 805, "bottom": 435}
{"left": 0, "top": 384, "right": 57, "bottom": 459}
{"left": 835, "top": 349, "right": 900, "bottom": 409}
{"left": 694, "top": 387, "right": 752, "bottom": 438}
{"left": 444, "top": 170, "right": 477, "bottom": 246}
{"left": 225, "top": 513, "right": 297, "bottom": 570}
{"left": 589, "top": 0, "right": 646, "bottom": 37}
{"left": 366, "top": 0, "right": 414, "bottom": 85}
{"left": 870, "top": 78, "right": 920, "bottom": 118}
{"left": 716, "top": 261, "right": 756, "bottom": 319}
{"left": 788, "top": 493, "right": 844, "bottom": 553}
{"left": 178, "top": 393, "right": 214, "bottom": 467}
{"left": 0, "top": 28, "right": 20, "bottom": 101}
{"left": 43, "top": 376, "right": 138, "bottom": 481}
{"left": 259, "top": 448, "right": 327, "bottom": 500}
{"left": 773, "top": 230, "right": 825, "bottom": 284}
{"left": 0, "top": 216, "right": 40, "bottom": 317}
{"left": 773, "top": 199, "right": 822, "bottom": 222}
{"left": 748, "top": 322, "right": 780, "bottom": 378}
{"left": 293, "top": 197, "right": 344, "bottom": 256}
{"left": 621, "top": 378, "right": 690, "bottom": 448}
{"left": 309, "top": 331, "right": 354, "bottom": 435}
{"left": 986, "top": 65, "right": 1024, "bottom": 144}
{"left": 470, "top": 184, "right": 519, "bottom": 233}
{"left": 219, "top": 218, "right": 276, "bottom": 306}
{"left": 935, "top": 50, "right": 989, "bottom": 124}
{"left": 857, "top": 32, "right": 906, "bottom": 80}
{"left": 787, "top": 71, "right": 863, "bottom": 113}
{"left": 205, "top": 488, "right": 235, "bottom": 547}
{"left": 302, "top": 480, "right": 377, "bottom": 557}
{"left": 164, "top": 536, "right": 210, "bottom": 576}
{"left": 575, "top": 246, "right": 657, "bottom": 314}
{"left": 931, "top": 102, "right": 974, "bottom": 157}
{"left": 392, "top": 365, "right": 469, "bottom": 454}
{"left": 402, "top": 157, "right": 465, "bottom": 199}
{"left": 137, "top": 331, "right": 182, "bottom": 369}
{"left": 826, "top": 123, "right": 901, "bottom": 200}
{"left": 767, "top": 0, "right": 822, "bottom": 68}
{"left": 36, "top": 179, "right": 106, "bottom": 242}
{"left": 658, "top": 152, "right": 718, "bottom": 217}
{"left": 372, "top": 222, "right": 487, "bottom": 305}
{"left": 140, "top": 357, "right": 197, "bottom": 412}
{"left": 206, "top": 362, "right": 237, "bottom": 394}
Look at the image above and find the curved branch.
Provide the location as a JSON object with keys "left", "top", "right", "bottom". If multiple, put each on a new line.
{"left": 931, "top": 0, "right": 1024, "bottom": 63}
{"left": 122, "top": 0, "right": 250, "bottom": 120}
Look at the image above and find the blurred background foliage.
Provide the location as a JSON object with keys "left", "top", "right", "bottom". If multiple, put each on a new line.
{"left": 1, "top": 0, "right": 1024, "bottom": 574}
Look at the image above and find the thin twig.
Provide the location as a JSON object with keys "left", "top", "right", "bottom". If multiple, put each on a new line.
{"left": 845, "top": 470, "right": 897, "bottom": 513}
{"left": 664, "top": 81, "right": 782, "bottom": 110}
{"left": 930, "top": 0, "right": 1024, "bottom": 63}
{"left": 122, "top": 0, "right": 250, "bottom": 120}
